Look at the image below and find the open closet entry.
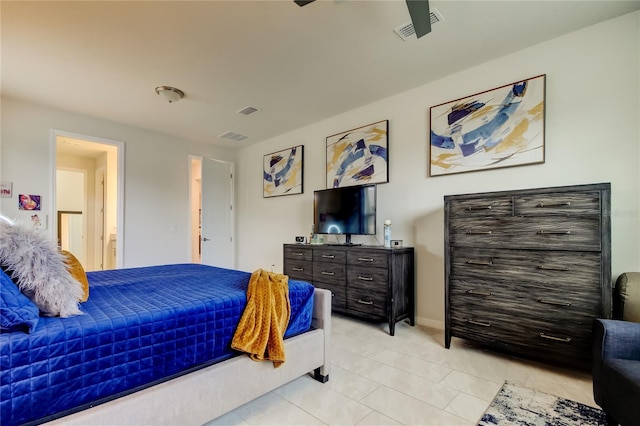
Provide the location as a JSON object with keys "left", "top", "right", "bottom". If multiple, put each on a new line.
{"left": 54, "top": 131, "right": 123, "bottom": 271}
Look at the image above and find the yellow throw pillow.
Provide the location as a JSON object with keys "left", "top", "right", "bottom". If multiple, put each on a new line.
{"left": 61, "top": 250, "right": 89, "bottom": 302}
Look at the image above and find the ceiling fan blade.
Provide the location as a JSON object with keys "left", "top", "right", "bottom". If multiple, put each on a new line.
{"left": 294, "top": 0, "right": 316, "bottom": 6}
{"left": 405, "top": 0, "right": 431, "bottom": 39}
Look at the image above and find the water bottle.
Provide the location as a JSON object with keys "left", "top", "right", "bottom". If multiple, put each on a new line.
{"left": 383, "top": 220, "right": 391, "bottom": 248}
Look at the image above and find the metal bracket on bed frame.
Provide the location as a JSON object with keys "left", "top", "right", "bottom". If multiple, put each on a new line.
{"left": 313, "top": 368, "right": 329, "bottom": 383}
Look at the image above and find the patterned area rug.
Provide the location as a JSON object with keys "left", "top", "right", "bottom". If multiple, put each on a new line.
{"left": 478, "top": 382, "right": 608, "bottom": 425}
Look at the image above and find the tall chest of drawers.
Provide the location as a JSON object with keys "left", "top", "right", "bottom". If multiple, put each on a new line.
{"left": 283, "top": 244, "right": 415, "bottom": 335}
{"left": 444, "top": 183, "right": 611, "bottom": 368}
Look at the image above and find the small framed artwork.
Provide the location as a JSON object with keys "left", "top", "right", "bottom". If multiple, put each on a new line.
{"left": 263, "top": 145, "right": 304, "bottom": 198}
{"left": 18, "top": 194, "right": 41, "bottom": 211}
{"left": 429, "top": 74, "right": 546, "bottom": 177}
{"left": 0, "top": 181, "right": 12, "bottom": 198}
{"left": 326, "top": 120, "right": 389, "bottom": 188}
{"left": 30, "top": 213, "right": 47, "bottom": 230}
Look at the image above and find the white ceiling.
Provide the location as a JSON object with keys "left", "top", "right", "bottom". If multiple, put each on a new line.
{"left": 2, "top": 1, "right": 638, "bottom": 149}
{"left": 56, "top": 135, "right": 116, "bottom": 158}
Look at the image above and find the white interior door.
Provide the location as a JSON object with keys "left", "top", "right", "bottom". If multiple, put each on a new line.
{"left": 201, "top": 158, "right": 234, "bottom": 269}
{"left": 56, "top": 169, "right": 87, "bottom": 267}
{"left": 59, "top": 212, "right": 85, "bottom": 266}
{"left": 66, "top": 214, "right": 85, "bottom": 264}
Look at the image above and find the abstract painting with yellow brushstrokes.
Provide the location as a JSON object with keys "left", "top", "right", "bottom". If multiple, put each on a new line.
{"left": 263, "top": 145, "right": 303, "bottom": 197}
{"left": 326, "top": 120, "right": 389, "bottom": 188}
{"left": 429, "top": 75, "right": 545, "bottom": 176}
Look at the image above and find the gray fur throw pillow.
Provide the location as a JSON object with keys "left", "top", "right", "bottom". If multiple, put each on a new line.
{"left": 0, "top": 222, "right": 83, "bottom": 317}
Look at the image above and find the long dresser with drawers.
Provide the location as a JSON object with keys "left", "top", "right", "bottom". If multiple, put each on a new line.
{"left": 283, "top": 244, "right": 415, "bottom": 335}
{"left": 444, "top": 183, "right": 611, "bottom": 369}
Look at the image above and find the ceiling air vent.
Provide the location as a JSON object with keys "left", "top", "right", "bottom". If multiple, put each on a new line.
{"left": 218, "top": 131, "right": 248, "bottom": 142}
{"left": 394, "top": 7, "right": 444, "bottom": 41}
{"left": 237, "top": 106, "right": 259, "bottom": 116}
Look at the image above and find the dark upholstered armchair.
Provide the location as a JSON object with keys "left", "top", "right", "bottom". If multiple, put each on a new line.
{"left": 593, "top": 319, "right": 640, "bottom": 425}
{"left": 592, "top": 272, "right": 640, "bottom": 426}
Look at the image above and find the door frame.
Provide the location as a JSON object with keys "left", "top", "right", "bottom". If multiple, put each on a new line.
{"left": 50, "top": 129, "right": 125, "bottom": 268}
{"left": 95, "top": 166, "right": 106, "bottom": 269}
{"left": 189, "top": 155, "right": 235, "bottom": 268}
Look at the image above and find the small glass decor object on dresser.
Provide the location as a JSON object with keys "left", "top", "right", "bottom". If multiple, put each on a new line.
{"left": 383, "top": 220, "right": 391, "bottom": 248}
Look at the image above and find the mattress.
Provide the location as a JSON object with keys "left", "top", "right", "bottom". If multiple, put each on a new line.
{"left": 0, "top": 264, "right": 315, "bottom": 426}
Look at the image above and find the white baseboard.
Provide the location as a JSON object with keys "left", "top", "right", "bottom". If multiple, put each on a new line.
{"left": 415, "top": 316, "right": 444, "bottom": 330}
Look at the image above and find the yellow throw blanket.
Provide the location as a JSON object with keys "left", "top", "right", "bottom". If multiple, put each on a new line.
{"left": 231, "top": 269, "right": 291, "bottom": 368}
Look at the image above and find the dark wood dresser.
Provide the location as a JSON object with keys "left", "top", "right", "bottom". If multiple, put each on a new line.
{"left": 283, "top": 244, "right": 415, "bottom": 335}
{"left": 444, "top": 183, "right": 611, "bottom": 368}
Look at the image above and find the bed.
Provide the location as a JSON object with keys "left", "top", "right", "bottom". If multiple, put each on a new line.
{"left": 0, "top": 263, "right": 331, "bottom": 426}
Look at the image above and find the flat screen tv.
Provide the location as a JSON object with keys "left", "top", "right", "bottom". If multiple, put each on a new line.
{"left": 313, "top": 184, "right": 376, "bottom": 246}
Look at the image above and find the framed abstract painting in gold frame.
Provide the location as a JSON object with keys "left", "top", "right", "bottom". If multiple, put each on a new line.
{"left": 263, "top": 145, "right": 303, "bottom": 198}
{"left": 326, "top": 120, "right": 389, "bottom": 188}
{"left": 429, "top": 75, "right": 545, "bottom": 177}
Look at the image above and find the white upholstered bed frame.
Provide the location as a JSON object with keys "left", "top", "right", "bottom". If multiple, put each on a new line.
{"left": 45, "top": 288, "right": 332, "bottom": 426}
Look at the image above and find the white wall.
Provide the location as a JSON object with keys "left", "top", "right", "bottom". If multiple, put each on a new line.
{"left": 0, "top": 98, "right": 236, "bottom": 267}
{"left": 56, "top": 168, "right": 86, "bottom": 211}
{"left": 235, "top": 11, "right": 640, "bottom": 327}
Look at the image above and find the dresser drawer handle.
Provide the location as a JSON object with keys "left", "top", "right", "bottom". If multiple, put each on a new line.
{"left": 467, "top": 319, "right": 491, "bottom": 327}
{"left": 536, "top": 202, "right": 571, "bottom": 208}
{"left": 466, "top": 231, "right": 493, "bottom": 235}
{"left": 537, "top": 230, "right": 571, "bottom": 235}
{"left": 538, "top": 299, "right": 572, "bottom": 307}
{"left": 357, "top": 299, "right": 374, "bottom": 305}
{"left": 291, "top": 267, "right": 304, "bottom": 272}
{"left": 357, "top": 275, "right": 374, "bottom": 281}
{"left": 292, "top": 252, "right": 304, "bottom": 256}
{"left": 539, "top": 333, "right": 572, "bottom": 343}
{"left": 467, "top": 260, "right": 493, "bottom": 266}
{"left": 321, "top": 254, "right": 336, "bottom": 259}
{"left": 537, "top": 265, "right": 571, "bottom": 271}
{"left": 465, "top": 205, "right": 492, "bottom": 211}
{"left": 357, "top": 257, "right": 374, "bottom": 262}
{"left": 467, "top": 290, "right": 492, "bottom": 296}
{"left": 321, "top": 271, "right": 335, "bottom": 276}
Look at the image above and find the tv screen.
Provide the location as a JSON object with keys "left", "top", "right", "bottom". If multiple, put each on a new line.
{"left": 313, "top": 184, "right": 376, "bottom": 244}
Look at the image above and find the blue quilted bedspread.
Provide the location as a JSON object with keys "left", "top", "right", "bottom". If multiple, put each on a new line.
{"left": 0, "top": 264, "right": 315, "bottom": 426}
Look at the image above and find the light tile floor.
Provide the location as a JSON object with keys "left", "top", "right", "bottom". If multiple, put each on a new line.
{"left": 207, "top": 315, "right": 595, "bottom": 426}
